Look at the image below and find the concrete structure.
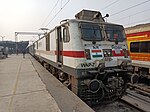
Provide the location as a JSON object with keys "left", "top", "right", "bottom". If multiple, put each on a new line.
{"left": 0, "top": 41, "right": 29, "bottom": 54}
{"left": 0, "top": 54, "right": 94, "bottom": 112}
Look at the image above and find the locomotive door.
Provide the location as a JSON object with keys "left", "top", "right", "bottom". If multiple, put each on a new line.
{"left": 57, "top": 27, "right": 63, "bottom": 66}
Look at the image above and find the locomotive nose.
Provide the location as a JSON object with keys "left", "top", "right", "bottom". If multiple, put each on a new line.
{"left": 84, "top": 79, "right": 101, "bottom": 93}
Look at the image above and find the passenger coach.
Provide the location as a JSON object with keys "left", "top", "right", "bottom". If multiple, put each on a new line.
{"left": 126, "top": 23, "right": 150, "bottom": 84}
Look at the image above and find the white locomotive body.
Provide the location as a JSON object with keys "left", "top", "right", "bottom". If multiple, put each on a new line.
{"left": 29, "top": 10, "right": 131, "bottom": 105}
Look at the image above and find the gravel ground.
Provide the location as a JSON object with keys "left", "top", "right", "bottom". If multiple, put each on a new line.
{"left": 93, "top": 101, "right": 140, "bottom": 112}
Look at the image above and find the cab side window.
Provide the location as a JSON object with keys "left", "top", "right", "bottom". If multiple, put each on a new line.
{"left": 63, "top": 27, "right": 70, "bottom": 43}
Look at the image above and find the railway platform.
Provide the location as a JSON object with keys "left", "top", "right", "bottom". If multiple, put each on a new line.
{"left": 0, "top": 54, "right": 94, "bottom": 112}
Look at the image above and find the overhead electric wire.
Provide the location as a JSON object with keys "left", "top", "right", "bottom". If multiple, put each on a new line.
{"left": 112, "top": 8, "right": 150, "bottom": 22}
{"left": 111, "top": 0, "right": 150, "bottom": 17}
{"left": 125, "top": 17, "right": 150, "bottom": 26}
{"left": 41, "top": 0, "right": 60, "bottom": 27}
{"left": 45, "top": 0, "right": 71, "bottom": 27}
{"left": 101, "top": 0, "right": 122, "bottom": 11}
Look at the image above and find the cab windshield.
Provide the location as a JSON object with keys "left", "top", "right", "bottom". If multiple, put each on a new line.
{"left": 80, "top": 23, "right": 102, "bottom": 41}
{"left": 105, "top": 25, "right": 125, "bottom": 42}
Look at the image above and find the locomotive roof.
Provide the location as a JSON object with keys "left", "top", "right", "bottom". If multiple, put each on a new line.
{"left": 33, "top": 19, "right": 124, "bottom": 44}
{"left": 67, "top": 19, "right": 123, "bottom": 27}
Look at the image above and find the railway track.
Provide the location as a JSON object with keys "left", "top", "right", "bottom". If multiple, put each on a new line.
{"left": 93, "top": 100, "right": 140, "bottom": 112}
{"left": 93, "top": 83, "right": 150, "bottom": 112}
{"left": 121, "top": 84, "right": 150, "bottom": 112}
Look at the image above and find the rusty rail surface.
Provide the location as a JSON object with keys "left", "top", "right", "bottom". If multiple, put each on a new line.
{"left": 128, "top": 83, "right": 150, "bottom": 93}
{"left": 121, "top": 89, "right": 150, "bottom": 112}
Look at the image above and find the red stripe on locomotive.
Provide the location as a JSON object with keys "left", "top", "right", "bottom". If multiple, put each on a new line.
{"left": 112, "top": 50, "right": 124, "bottom": 56}
{"left": 55, "top": 51, "right": 86, "bottom": 58}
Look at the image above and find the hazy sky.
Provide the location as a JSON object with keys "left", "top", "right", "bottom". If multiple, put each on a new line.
{"left": 0, "top": 0, "right": 150, "bottom": 41}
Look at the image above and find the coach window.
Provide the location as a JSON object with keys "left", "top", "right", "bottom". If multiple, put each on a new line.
{"left": 140, "top": 41, "right": 150, "bottom": 53}
{"left": 63, "top": 27, "right": 70, "bottom": 42}
{"left": 130, "top": 42, "right": 139, "bottom": 52}
{"left": 130, "top": 41, "right": 150, "bottom": 53}
{"left": 46, "top": 33, "right": 50, "bottom": 51}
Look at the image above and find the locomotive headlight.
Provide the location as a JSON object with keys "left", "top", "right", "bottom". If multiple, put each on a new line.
{"left": 103, "top": 49, "right": 112, "bottom": 57}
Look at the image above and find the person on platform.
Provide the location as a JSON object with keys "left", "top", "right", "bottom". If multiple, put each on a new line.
{"left": 22, "top": 49, "right": 26, "bottom": 58}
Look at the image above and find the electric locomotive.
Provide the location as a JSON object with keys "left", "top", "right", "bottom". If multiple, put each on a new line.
{"left": 29, "top": 10, "right": 132, "bottom": 105}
